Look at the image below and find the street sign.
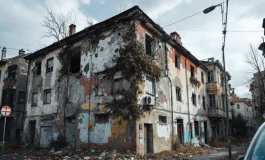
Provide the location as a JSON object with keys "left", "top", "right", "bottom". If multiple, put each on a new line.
{"left": 1, "top": 106, "right": 11, "bottom": 117}
{"left": 1, "top": 106, "right": 11, "bottom": 158}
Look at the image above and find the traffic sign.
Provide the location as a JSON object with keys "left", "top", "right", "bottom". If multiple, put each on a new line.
{"left": 1, "top": 106, "right": 11, "bottom": 117}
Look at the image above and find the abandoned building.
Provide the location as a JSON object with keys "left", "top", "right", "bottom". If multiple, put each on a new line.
{"left": 21, "top": 6, "right": 233, "bottom": 154}
{"left": 0, "top": 47, "right": 28, "bottom": 143}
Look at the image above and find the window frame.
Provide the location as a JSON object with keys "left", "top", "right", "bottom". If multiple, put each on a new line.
{"left": 46, "top": 58, "right": 54, "bottom": 73}
{"left": 94, "top": 114, "right": 109, "bottom": 123}
{"left": 32, "top": 92, "right": 38, "bottom": 106}
{"left": 209, "top": 95, "right": 216, "bottom": 108}
{"left": 158, "top": 116, "right": 167, "bottom": 124}
{"left": 194, "top": 121, "right": 199, "bottom": 136}
{"left": 175, "top": 54, "right": 180, "bottom": 69}
{"left": 208, "top": 71, "right": 213, "bottom": 82}
{"left": 145, "top": 77, "right": 155, "bottom": 95}
{"left": 176, "top": 86, "right": 182, "bottom": 101}
{"left": 44, "top": 89, "right": 51, "bottom": 104}
{"left": 34, "top": 61, "right": 42, "bottom": 76}
{"left": 191, "top": 65, "right": 195, "bottom": 77}
{"left": 237, "top": 104, "right": 240, "bottom": 109}
{"left": 202, "top": 96, "right": 206, "bottom": 109}
{"left": 145, "top": 34, "right": 154, "bottom": 57}
{"left": 192, "top": 93, "right": 196, "bottom": 106}
{"left": 69, "top": 47, "right": 81, "bottom": 73}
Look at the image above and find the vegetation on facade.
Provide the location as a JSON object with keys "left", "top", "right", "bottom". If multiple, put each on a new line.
{"left": 107, "top": 24, "right": 162, "bottom": 121}
{"left": 190, "top": 77, "right": 201, "bottom": 87}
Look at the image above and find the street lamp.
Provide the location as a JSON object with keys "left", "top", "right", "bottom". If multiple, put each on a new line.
{"left": 203, "top": 1, "right": 232, "bottom": 159}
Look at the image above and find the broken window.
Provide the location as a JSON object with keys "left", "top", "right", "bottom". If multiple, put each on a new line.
{"left": 145, "top": 77, "right": 155, "bottom": 95}
{"left": 113, "top": 78, "right": 123, "bottom": 94}
{"left": 158, "top": 116, "right": 167, "bottom": 123}
{"left": 46, "top": 58, "right": 53, "bottom": 73}
{"left": 95, "top": 114, "right": 109, "bottom": 123}
{"left": 192, "top": 93, "right": 196, "bottom": 106}
{"left": 7, "top": 65, "right": 17, "bottom": 79}
{"left": 18, "top": 91, "right": 26, "bottom": 103}
{"left": 32, "top": 92, "right": 38, "bottom": 106}
{"left": 175, "top": 55, "right": 180, "bottom": 69}
{"left": 209, "top": 95, "right": 216, "bottom": 107}
{"left": 201, "top": 72, "right": 204, "bottom": 83}
{"left": 44, "top": 89, "right": 51, "bottom": 104}
{"left": 2, "top": 89, "right": 15, "bottom": 106}
{"left": 34, "top": 62, "right": 41, "bottom": 76}
{"left": 208, "top": 71, "right": 213, "bottom": 82}
{"left": 69, "top": 47, "right": 81, "bottom": 73}
{"left": 176, "top": 87, "right": 181, "bottom": 101}
{"left": 190, "top": 65, "right": 195, "bottom": 77}
{"left": 202, "top": 96, "right": 206, "bottom": 109}
{"left": 194, "top": 121, "right": 199, "bottom": 136}
{"left": 145, "top": 34, "right": 154, "bottom": 57}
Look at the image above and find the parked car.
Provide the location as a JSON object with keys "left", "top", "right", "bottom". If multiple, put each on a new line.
{"left": 238, "top": 122, "right": 265, "bottom": 160}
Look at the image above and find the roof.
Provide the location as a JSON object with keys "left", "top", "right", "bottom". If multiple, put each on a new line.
{"left": 24, "top": 6, "right": 206, "bottom": 70}
{"left": 233, "top": 96, "right": 252, "bottom": 106}
{"left": 201, "top": 59, "right": 231, "bottom": 79}
{"left": 0, "top": 53, "right": 30, "bottom": 66}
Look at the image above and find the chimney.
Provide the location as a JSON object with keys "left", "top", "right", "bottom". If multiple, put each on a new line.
{"left": 170, "top": 32, "right": 182, "bottom": 45}
{"left": 69, "top": 24, "right": 76, "bottom": 36}
{"left": 19, "top": 49, "right": 25, "bottom": 56}
{"left": 2, "top": 47, "right": 6, "bottom": 60}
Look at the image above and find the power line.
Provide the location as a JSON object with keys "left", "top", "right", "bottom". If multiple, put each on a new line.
{"left": 165, "top": 29, "right": 263, "bottom": 32}
{"left": 0, "top": 46, "right": 33, "bottom": 52}
{"left": 24, "top": 37, "right": 44, "bottom": 49}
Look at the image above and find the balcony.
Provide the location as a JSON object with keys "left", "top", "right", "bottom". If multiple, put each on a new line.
{"left": 208, "top": 107, "right": 224, "bottom": 118}
{"left": 206, "top": 82, "right": 222, "bottom": 94}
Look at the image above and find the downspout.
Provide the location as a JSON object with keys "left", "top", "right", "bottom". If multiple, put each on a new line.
{"left": 22, "top": 60, "right": 30, "bottom": 138}
{"left": 88, "top": 48, "right": 94, "bottom": 149}
{"left": 185, "top": 55, "right": 191, "bottom": 143}
{"left": 164, "top": 39, "right": 174, "bottom": 149}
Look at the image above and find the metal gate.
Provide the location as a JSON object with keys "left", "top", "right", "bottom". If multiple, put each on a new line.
{"left": 40, "top": 127, "right": 52, "bottom": 148}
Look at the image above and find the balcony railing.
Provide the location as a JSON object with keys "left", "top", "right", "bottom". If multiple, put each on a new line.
{"left": 208, "top": 107, "right": 224, "bottom": 117}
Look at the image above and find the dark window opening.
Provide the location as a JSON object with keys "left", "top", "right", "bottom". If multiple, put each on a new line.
{"left": 159, "top": 116, "right": 167, "bottom": 123}
{"left": 2, "top": 89, "right": 15, "bottom": 106}
{"left": 208, "top": 71, "right": 213, "bottom": 82}
{"left": 44, "top": 89, "right": 51, "bottom": 104}
{"left": 194, "top": 121, "right": 199, "bottom": 136}
{"left": 34, "top": 62, "right": 41, "bottom": 76}
{"left": 176, "top": 87, "right": 181, "bottom": 101}
{"left": 113, "top": 78, "right": 123, "bottom": 94}
{"left": 145, "top": 34, "right": 154, "bottom": 57}
{"left": 70, "top": 48, "right": 81, "bottom": 73}
{"left": 95, "top": 114, "right": 109, "bottom": 123}
{"left": 192, "top": 93, "right": 196, "bottom": 106}
{"left": 46, "top": 58, "right": 53, "bottom": 73}
{"left": 209, "top": 95, "right": 216, "bottom": 107}
{"left": 32, "top": 92, "right": 38, "bottom": 106}
{"left": 202, "top": 96, "right": 206, "bottom": 109}
{"left": 175, "top": 55, "right": 180, "bottom": 69}
{"left": 18, "top": 91, "right": 26, "bottom": 103}
{"left": 7, "top": 65, "right": 17, "bottom": 79}
{"left": 191, "top": 65, "right": 195, "bottom": 77}
{"left": 201, "top": 72, "right": 204, "bottom": 83}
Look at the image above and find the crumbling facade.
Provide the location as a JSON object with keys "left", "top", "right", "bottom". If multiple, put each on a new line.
{"left": 0, "top": 48, "right": 28, "bottom": 142}
{"left": 22, "top": 6, "right": 232, "bottom": 154}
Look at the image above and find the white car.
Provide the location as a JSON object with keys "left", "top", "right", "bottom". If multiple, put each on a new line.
{"left": 238, "top": 122, "right": 265, "bottom": 160}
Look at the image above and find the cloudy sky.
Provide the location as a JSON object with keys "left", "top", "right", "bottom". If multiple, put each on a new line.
{"left": 0, "top": 0, "right": 264, "bottom": 98}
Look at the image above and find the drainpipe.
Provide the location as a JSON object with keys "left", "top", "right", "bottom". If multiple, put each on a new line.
{"left": 185, "top": 55, "right": 191, "bottom": 143}
{"left": 163, "top": 39, "right": 174, "bottom": 149}
{"left": 88, "top": 48, "right": 94, "bottom": 149}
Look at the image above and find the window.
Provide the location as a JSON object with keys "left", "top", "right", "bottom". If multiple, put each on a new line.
{"left": 113, "top": 78, "right": 123, "bottom": 94}
{"left": 69, "top": 48, "right": 81, "bottom": 73}
{"left": 175, "top": 55, "right": 180, "bottom": 69}
{"left": 145, "top": 77, "right": 155, "bottom": 95}
{"left": 7, "top": 65, "right": 17, "bottom": 79}
{"left": 34, "top": 62, "right": 41, "bottom": 76}
{"left": 237, "top": 104, "right": 240, "bottom": 109}
{"left": 194, "top": 121, "right": 199, "bottom": 136}
{"left": 2, "top": 89, "right": 15, "bottom": 106}
{"left": 44, "top": 89, "right": 51, "bottom": 104}
{"left": 192, "top": 93, "right": 196, "bottom": 106}
{"left": 18, "top": 91, "right": 26, "bottom": 103}
{"left": 32, "top": 92, "right": 38, "bottom": 106}
{"left": 95, "top": 114, "right": 109, "bottom": 123}
{"left": 202, "top": 96, "right": 206, "bottom": 109}
{"left": 208, "top": 71, "right": 213, "bottom": 82}
{"left": 176, "top": 87, "right": 181, "bottom": 101}
{"left": 209, "top": 95, "right": 216, "bottom": 107}
{"left": 222, "top": 96, "right": 225, "bottom": 110}
{"left": 201, "top": 72, "right": 204, "bottom": 83}
{"left": 158, "top": 116, "right": 167, "bottom": 123}
{"left": 191, "top": 65, "right": 195, "bottom": 77}
{"left": 216, "top": 72, "right": 219, "bottom": 83}
{"left": 46, "top": 58, "right": 53, "bottom": 72}
{"left": 145, "top": 34, "right": 154, "bottom": 56}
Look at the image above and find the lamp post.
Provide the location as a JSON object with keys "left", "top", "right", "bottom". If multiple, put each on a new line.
{"left": 203, "top": 1, "right": 232, "bottom": 159}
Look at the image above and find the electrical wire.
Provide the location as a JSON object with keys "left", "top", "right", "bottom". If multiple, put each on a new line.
{"left": 0, "top": 46, "right": 33, "bottom": 52}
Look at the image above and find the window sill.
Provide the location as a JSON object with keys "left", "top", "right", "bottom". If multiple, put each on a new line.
{"left": 43, "top": 103, "right": 51, "bottom": 105}
{"left": 158, "top": 122, "right": 167, "bottom": 125}
{"left": 32, "top": 105, "right": 37, "bottom": 107}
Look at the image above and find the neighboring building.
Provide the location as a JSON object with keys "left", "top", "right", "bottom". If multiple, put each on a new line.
{"left": 233, "top": 96, "right": 254, "bottom": 127}
{"left": 22, "top": 6, "right": 230, "bottom": 154}
{"left": 0, "top": 48, "right": 28, "bottom": 143}
{"left": 201, "top": 58, "right": 232, "bottom": 140}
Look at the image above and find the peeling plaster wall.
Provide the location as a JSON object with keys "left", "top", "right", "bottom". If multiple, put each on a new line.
{"left": 0, "top": 64, "right": 7, "bottom": 107}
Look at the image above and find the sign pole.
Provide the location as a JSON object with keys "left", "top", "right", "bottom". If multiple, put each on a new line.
{"left": 2, "top": 116, "right": 6, "bottom": 158}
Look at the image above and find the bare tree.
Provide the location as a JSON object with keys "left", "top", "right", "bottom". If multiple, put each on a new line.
{"left": 246, "top": 44, "right": 265, "bottom": 125}
{"left": 42, "top": 5, "right": 76, "bottom": 41}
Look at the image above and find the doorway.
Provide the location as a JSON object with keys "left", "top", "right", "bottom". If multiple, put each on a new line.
{"left": 144, "top": 124, "right": 153, "bottom": 154}
{"left": 29, "top": 121, "right": 36, "bottom": 145}
{"left": 177, "top": 119, "right": 184, "bottom": 144}
{"left": 204, "top": 121, "right": 208, "bottom": 144}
